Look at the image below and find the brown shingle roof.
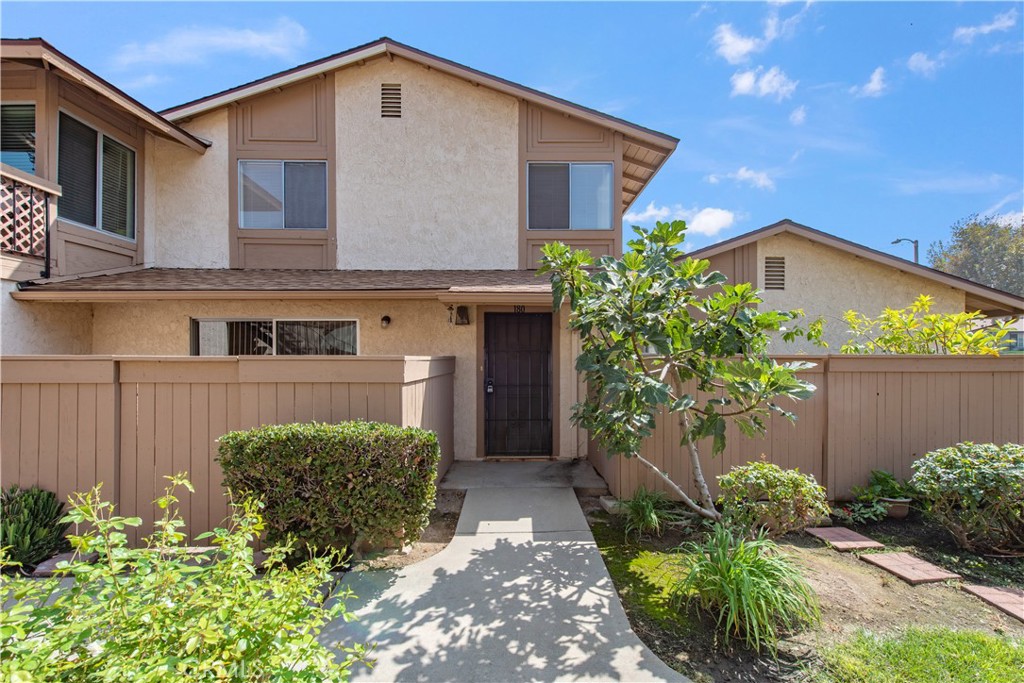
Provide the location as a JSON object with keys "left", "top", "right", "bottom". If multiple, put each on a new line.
{"left": 18, "top": 268, "right": 550, "bottom": 292}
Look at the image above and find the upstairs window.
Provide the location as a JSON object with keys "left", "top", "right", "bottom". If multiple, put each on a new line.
{"left": 191, "top": 319, "right": 358, "bottom": 356}
{"left": 57, "top": 112, "right": 136, "bottom": 239}
{"left": 528, "top": 162, "right": 613, "bottom": 230}
{"left": 1, "top": 104, "right": 36, "bottom": 174}
{"left": 239, "top": 160, "right": 327, "bottom": 229}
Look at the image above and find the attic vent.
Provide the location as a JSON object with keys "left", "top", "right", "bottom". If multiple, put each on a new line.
{"left": 381, "top": 83, "right": 401, "bottom": 118}
{"left": 764, "top": 256, "right": 785, "bottom": 290}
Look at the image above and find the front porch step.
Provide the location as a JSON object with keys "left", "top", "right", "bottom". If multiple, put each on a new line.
{"left": 439, "top": 459, "right": 609, "bottom": 496}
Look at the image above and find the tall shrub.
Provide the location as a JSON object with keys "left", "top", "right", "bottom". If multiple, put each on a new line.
{"left": 218, "top": 421, "right": 440, "bottom": 556}
{"left": 910, "top": 442, "right": 1024, "bottom": 556}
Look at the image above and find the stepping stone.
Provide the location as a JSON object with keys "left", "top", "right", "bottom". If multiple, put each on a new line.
{"left": 963, "top": 585, "right": 1024, "bottom": 623}
{"left": 806, "top": 527, "right": 885, "bottom": 551}
{"left": 861, "top": 551, "right": 961, "bottom": 585}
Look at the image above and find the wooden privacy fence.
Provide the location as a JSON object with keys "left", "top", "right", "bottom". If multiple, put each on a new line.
{"left": 1, "top": 356, "right": 455, "bottom": 544}
{"left": 589, "top": 355, "right": 1024, "bottom": 502}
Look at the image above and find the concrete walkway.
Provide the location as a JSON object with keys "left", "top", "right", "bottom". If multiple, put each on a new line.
{"left": 322, "top": 487, "right": 686, "bottom": 682}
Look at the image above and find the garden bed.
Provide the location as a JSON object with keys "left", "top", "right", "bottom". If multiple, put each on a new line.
{"left": 582, "top": 499, "right": 1024, "bottom": 683}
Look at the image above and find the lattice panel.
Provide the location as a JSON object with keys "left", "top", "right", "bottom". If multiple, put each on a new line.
{"left": 1, "top": 177, "right": 48, "bottom": 258}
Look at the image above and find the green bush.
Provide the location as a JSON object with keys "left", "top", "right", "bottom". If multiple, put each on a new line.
{"left": 718, "top": 460, "right": 830, "bottom": 537}
{"left": 0, "top": 485, "right": 71, "bottom": 571}
{"left": 0, "top": 475, "right": 368, "bottom": 682}
{"left": 218, "top": 421, "right": 440, "bottom": 557}
{"left": 832, "top": 500, "right": 888, "bottom": 526}
{"left": 851, "top": 469, "right": 915, "bottom": 502}
{"left": 910, "top": 442, "right": 1024, "bottom": 555}
{"left": 670, "top": 524, "right": 820, "bottom": 653}
{"left": 618, "top": 486, "right": 690, "bottom": 541}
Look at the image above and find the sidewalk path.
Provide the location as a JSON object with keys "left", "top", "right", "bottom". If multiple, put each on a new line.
{"left": 321, "top": 487, "right": 686, "bottom": 682}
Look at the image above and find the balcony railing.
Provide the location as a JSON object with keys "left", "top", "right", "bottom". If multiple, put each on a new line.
{"left": 1, "top": 163, "right": 60, "bottom": 276}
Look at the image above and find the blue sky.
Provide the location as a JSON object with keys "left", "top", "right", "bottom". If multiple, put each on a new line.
{"left": 3, "top": 1, "right": 1022, "bottom": 258}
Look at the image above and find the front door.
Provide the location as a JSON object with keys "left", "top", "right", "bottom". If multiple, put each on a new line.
{"left": 484, "top": 312, "right": 553, "bottom": 456}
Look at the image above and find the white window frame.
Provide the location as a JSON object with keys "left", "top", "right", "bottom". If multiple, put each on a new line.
{"left": 526, "top": 161, "right": 615, "bottom": 231}
{"left": 191, "top": 317, "right": 360, "bottom": 356}
{"left": 237, "top": 159, "right": 328, "bottom": 230}
{"left": 56, "top": 108, "right": 137, "bottom": 242}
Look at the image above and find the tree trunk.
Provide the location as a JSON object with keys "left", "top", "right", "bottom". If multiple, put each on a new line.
{"left": 632, "top": 453, "right": 722, "bottom": 522}
{"left": 680, "top": 413, "right": 719, "bottom": 516}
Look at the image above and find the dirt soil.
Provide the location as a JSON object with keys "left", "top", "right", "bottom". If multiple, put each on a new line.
{"left": 351, "top": 489, "right": 465, "bottom": 571}
{"left": 580, "top": 498, "right": 1024, "bottom": 683}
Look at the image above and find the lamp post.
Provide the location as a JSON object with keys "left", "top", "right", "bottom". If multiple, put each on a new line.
{"left": 891, "top": 237, "right": 919, "bottom": 263}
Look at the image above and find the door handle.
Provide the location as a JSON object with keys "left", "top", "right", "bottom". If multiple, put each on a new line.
{"left": 485, "top": 379, "right": 494, "bottom": 394}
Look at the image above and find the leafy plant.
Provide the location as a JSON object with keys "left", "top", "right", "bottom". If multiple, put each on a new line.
{"left": 540, "top": 220, "right": 821, "bottom": 522}
{"left": 619, "top": 486, "right": 691, "bottom": 541}
{"left": 832, "top": 500, "right": 889, "bottom": 525}
{"left": 717, "top": 460, "right": 830, "bottom": 537}
{"left": 670, "top": 524, "right": 820, "bottom": 653}
{"left": 841, "top": 294, "right": 1010, "bottom": 355}
{"left": 851, "top": 469, "right": 915, "bottom": 501}
{"left": 0, "top": 485, "right": 71, "bottom": 571}
{"left": 218, "top": 421, "right": 440, "bottom": 558}
{"left": 910, "top": 442, "right": 1024, "bottom": 556}
{"left": 0, "top": 475, "right": 369, "bottom": 682}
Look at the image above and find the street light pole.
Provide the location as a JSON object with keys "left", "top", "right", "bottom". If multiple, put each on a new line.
{"left": 891, "top": 237, "right": 919, "bottom": 263}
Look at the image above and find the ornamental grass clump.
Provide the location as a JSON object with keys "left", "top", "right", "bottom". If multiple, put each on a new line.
{"left": 218, "top": 421, "right": 440, "bottom": 559}
{"left": 0, "top": 485, "right": 70, "bottom": 571}
{"left": 0, "top": 475, "right": 369, "bottom": 683}
{"left": 619, "top": 486, "right": 691, "bottom": 541}
{"left": 670, "top": 524, "right": 820, "bottom": 653}
{"left": 718, "top": 460, "right": 830, "bottom": 538}
{"left": 910, "top": 442, "right": 1024, "bottom": 556}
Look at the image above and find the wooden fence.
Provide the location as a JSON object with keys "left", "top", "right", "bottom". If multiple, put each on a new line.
{"left": 590, "top": 355, "right": 1024, "bottom": 501}
{"left": 1, "top": 356, "right": 455, "bottom": 544}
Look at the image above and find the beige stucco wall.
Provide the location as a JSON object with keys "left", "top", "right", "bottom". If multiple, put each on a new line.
{"left": 757, "top": 233, "right": 966, "bottom": 353}
{"left": 149, "top": 110, "right": 231, "bottom": 268}
{"left": 90, "top": 298, "right": 581, "bottom": 461}
{"left": 334, "top": 58, "right": 520, "bottom": 270}
{"left": 0, "top": 279, "right": 93, "bottom": 354}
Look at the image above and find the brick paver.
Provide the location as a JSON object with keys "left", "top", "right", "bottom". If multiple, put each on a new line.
{"left": 963, "top": 585, "right": 1024, "bottom": 623}
{"left": 861, "top": 551, "right": 961, "bottom": 585}
{"left": 806, "top": 527, "right": 885, "bottom": 551}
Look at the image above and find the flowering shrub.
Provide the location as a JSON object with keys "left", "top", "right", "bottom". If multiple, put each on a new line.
{"left": 910, "top": 442, "right": 1024, "bottom": 555}
{"left": 0, "top": 476, "right": 369, "bottom": 682}
{"left": 718, "top": 460, "right": 830, "bottom": 538}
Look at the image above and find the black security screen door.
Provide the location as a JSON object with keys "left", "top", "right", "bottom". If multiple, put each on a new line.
{"left": 484, "top": 312, "right": 553, "bottom": 456}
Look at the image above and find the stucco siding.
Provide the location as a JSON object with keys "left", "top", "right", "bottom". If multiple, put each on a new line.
{"left": 151, "top": 110, "right": 231, "bottom": 268}
{"left": 0, "top": 279, "right": 93, "bottom": 354}
{"left": 757, "top": 233, "right": 966, "bottom": 352}
{"left": 335, "top": 58, "right": 520, "bottom": 270}
{"left": 90, "top": 298, "right": 580, "bottom": 460}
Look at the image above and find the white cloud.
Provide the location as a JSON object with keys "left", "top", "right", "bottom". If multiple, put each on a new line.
{"left": 983, "top": 190, "right": 1023, "bottom": 216}
{"left": 894, "top": 172, "right": 1009, "bottom": 195}
{"left": 705, "top": 166, "right": 776, "bottom": 191}
{"left": 113, "top": 17, "right": 308, "bottom": 68}
{"left": 953, "top": 9, "right": 1018, "bottom": 44}
{"left": 993, "top": 210, "right": 1024, "bottom": 227}
{"left": 120, "top": 73, "right": 169, "bottom": 90}
{"left": 624, "top": 202, "right": 737, "bottom": 236}
{"left": 907, "top": 52, "right": 940, "bottom": 78}
{"left": 850, "top": 67, "right": 887, "bottom": 98}
{"left": 712, "top": 3, "right": 810, "bottom": 64}
{"left": 789, "top": 105, "right": 806, "bottom": 125}
{"left": 731, "top": 66, "right": 798, "bottom": 101}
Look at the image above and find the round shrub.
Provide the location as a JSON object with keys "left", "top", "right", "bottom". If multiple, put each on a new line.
{"left": 218, "top": 421, "right": 440, "bottom": 558}
{"left": 910, "top": 442, "right": 1024, "bottom": 556}
{"left": 718, "top": 460, "right": 830, "bottom": 537}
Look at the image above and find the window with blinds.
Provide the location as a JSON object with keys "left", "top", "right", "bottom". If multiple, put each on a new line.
{"left": 239, "top": 160, "right": 327, "bottom": 229}
{"left": 764, "top": 256, "right": 786, "bottom": 290}
{"left": 1, "top": 104, "right": 36, "bottom": 174}
{"left": 57, "top": 112, "right": 135, "bottom": 238}
{"left": 191, "top": 319, "right": 358, "bottom": 356}
{"left": 527, "top": 162, "right": 613, "bottom": 230}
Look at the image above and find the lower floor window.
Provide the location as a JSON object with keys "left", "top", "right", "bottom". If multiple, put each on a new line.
{"left": 191, "top": 319, "right": 358, "bottom": 356}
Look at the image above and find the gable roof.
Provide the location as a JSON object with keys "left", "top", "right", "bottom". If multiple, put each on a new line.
{"left": 160, "top": 37, "right": 677, "bottom": 209}
{"left": 689, "top": 219, "right": 1024, "bottom": 317}
{"left": 0, "top": 38, "right": 209, "bottom": 153}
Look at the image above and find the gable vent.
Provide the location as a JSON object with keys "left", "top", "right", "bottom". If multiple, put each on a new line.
{"left": 381, "top": 83, "right": 401, "bottom": 118}
{"left": 764, "top": 256, "right": 785, "bottom": 290}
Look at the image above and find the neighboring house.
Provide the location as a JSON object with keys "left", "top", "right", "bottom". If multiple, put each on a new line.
{"left": 0, "top": 37, "right": 678, "bottom": 463}
{"left": 690, "top": 220, "right": 1024, "bottom": 352}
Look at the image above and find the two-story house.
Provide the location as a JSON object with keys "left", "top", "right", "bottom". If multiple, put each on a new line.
{"left": 1, "top": 37, "right": 678, "bottom": 465}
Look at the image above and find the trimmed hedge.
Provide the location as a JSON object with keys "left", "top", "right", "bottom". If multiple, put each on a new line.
{"left": 218, "top": 421, "right": 440, "bottom": 557}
